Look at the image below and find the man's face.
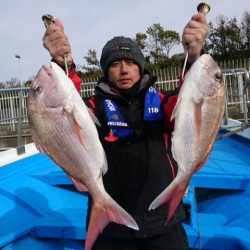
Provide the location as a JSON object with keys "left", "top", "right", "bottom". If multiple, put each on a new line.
{"left": 108, "top": 59, "right": 140, "bottom": 89}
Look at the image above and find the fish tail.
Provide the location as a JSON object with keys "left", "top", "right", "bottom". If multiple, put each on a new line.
{"left": 149, "top": 179, "right": 187, "bottom": 223}
{"left": 84, "top": 197, "right": 139, "bottom": 250}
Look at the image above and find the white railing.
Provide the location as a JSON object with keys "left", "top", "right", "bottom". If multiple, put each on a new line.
{"left": 0, "top": 69, "right": 249, "bottom": 131}
{"left": 80, "top": 82, "right": 96, "bottom": 97}
{"left": 0, "top": 88, "right": 29, "bottom": 130}
{"left": 222, "top": 68, "right": 250, "bottom": 124}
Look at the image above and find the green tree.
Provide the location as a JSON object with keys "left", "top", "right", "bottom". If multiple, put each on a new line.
{"left": 207, "top": 15, "right": 242, "bottom": 59}
{"left": 0, "top": 82, "right": 5, "bottom": 89}
{"left": 146, "top": 23, "right": 180, "bottom": 63}
{"left": 240, "top": 11, "right": 250, "bottom": 51}
{"left": 83, "top": 49, "right": 100, "bottom": 70}
{"left": 24, "top": 80, "right": 32, "bottom": 87}
{"left": 160, "top": 30, "right": 180, "bottom": 58}
{"left": 81, "top": 49, "right": 101, "bottom": 80}
{"left": 146, "top": 23, "right": 165, "bottom": 63}
{"left": 135, "top": 32, "right": 147, "bottom": 50}
{"left": 81, "top": 12, "right": 250, "bottom": 80}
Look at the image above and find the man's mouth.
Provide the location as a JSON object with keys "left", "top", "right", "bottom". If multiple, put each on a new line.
{"left": 119, "top": 78, "right": 131, "bottom": 84}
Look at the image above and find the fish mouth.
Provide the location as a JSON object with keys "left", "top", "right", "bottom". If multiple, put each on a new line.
{"left": 41, "top": 64, "right": 54, "bottom": 75}
{"left": 29, "top": 63, "right": 56, "bottom": 97}
{"left": 30, "top": 65, "right": 50, "bottom": 88}
{"left": 203, "top": 54, "right": 213, "bottom": 69}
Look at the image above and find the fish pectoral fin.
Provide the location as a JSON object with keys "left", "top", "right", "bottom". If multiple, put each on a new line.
{"left": 85, "top": 197, "right": 139, "bottom": 250}
{"left": 63, "top": 107, "right": 88, "bottom": 151}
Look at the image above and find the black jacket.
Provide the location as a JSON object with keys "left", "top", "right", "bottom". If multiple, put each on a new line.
{"left": 84, "top": 71, "right": 186, "bottom": 239}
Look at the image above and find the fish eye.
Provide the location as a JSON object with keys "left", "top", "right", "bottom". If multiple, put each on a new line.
{"left": 34, "top": 85, "right": 43, "bottom": 94}
{"left": 215, "top": 71, "right": 222, "bottom": 81}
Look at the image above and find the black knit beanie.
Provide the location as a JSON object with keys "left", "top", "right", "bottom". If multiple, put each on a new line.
{"left": 100, "top": 36, "right": 145, "bottom": 77}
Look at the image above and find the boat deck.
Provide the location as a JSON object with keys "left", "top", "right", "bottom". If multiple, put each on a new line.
{"left": 0, "top": 133, "right": 249, "bottom": 250}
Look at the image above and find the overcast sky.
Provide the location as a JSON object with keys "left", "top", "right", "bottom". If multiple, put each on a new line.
{"left": 0, "top": 0, "right": 249, "bottom": 82}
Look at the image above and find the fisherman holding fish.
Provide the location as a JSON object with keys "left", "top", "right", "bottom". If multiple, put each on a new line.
{"left": 42, "top": 10, "right": 209, "bottom": 250}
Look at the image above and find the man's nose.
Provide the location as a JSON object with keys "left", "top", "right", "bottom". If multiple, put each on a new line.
{"left": 120, "top": 61, "right": 128, "bottom": 74}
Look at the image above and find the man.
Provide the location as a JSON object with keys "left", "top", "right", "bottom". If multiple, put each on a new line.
{"left": 43, "top": 13, "right": 208, "bottom": 250}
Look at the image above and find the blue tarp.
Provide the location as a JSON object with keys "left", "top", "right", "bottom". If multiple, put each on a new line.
{"left": 0, "top": 134, "right": 249, "bottom": 250}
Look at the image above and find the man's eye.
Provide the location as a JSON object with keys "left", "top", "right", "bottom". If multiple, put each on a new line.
{"left": 111, "top": 62, "right": 119, "bottom": 67}
{"left": 126, "top": 60, "right": 134, "bottom": 64}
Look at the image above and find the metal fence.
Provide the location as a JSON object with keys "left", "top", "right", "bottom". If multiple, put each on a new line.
{"left": 0, "top": 88, "right": 29, "bottom": 130}
{"left": 0, "top": 68, "right": 249, "bottom": 132}
{"left": 222, "top": 68, "right": 249, "bottom": 124}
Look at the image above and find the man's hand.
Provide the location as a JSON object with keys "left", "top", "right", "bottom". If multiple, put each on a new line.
{"left": 182, "top": 13, "right": 209, "bottom": 64}
{"left": 43, "top": 19, "right": 73, "bottom": 68}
